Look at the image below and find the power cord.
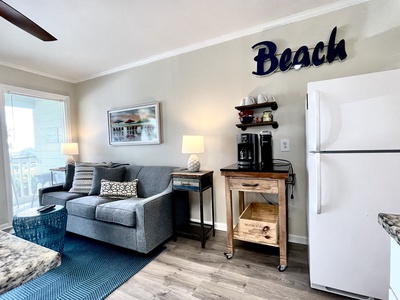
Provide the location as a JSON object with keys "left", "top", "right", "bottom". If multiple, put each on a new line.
{"left": 260, "top": 193, "right": 274, "bottom": 204}
{"left": 272, "top": 159, "right": 296, "bottom": 200}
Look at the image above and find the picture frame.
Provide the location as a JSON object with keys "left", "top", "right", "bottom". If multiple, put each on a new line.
{"left": 108, "top": 102, "right": 161, "bottom": 145}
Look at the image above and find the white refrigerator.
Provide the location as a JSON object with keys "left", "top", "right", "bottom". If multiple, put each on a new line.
{"left": 306, "top": 69, "right": 400, "bottom": 300}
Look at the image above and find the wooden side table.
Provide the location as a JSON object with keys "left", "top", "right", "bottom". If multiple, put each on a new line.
{"left": 171, "top": 170, "right": 215, "bottom": 248}
{"left": 220, "top": 164, "right": 289, "bottom": 271}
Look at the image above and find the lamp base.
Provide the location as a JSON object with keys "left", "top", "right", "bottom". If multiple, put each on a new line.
{"left": 187, "top": 154, "right": 200, "bottom": 172}
{"left": 66, "top": 156, "right": 75, "bottom": 165}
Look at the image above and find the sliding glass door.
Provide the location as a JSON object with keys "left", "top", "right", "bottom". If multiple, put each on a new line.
{"left": 2, "top": 88, "right": 70, "bottom": 214}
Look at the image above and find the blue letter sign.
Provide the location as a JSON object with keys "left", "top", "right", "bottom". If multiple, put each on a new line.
{"left": 252, "top": 26, "right": 347, "bottom": 76}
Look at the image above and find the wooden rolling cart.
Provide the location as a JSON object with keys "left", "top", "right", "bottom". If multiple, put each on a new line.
{"left": 220, "top": 164, "right": 289, "bottom": 271}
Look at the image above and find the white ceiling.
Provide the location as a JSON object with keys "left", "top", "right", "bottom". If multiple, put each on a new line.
{"left": 0, "top": 0, "right": 366, "bottom": 83}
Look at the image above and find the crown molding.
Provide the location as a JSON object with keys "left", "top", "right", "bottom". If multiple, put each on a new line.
{"left": 0, "top": 60, "right": 75, "bottom": 83}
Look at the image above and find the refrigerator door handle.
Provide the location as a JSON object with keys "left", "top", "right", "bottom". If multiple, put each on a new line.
{"left": 316, "top": 153, "right": 322, "bottom": 214}
{"left": 314, "top": 90, "right": 321, "bottom": 153}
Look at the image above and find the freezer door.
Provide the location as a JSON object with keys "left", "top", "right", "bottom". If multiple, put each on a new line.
{"left": 308, "top": 152, "right": 400, "bottom": 299}
{"left": 307, "top": 69, "right": 400, "bottom": 151}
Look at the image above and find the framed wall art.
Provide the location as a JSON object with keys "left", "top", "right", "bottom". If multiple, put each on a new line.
{"left": 108, "top": 102, "right": 161, "bottom": 145}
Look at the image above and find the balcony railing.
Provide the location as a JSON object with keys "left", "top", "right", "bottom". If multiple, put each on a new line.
{"left": 10, "top": 155, "right": 52, "bottom": 213}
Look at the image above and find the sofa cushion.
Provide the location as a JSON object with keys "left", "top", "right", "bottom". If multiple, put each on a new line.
{"left": 88, "top": 166, "right": 126, "bottom": 195}
{"left": 95, "top": 199, "right": 142, "bottom": 227}
{"left": 69, "top": 162, "right": 112, "bottom": 194}
{"left": 66, "top": 196, "right": 116, "bottom": 219}
{"left": 98, "top": 179, "right": 138, "bottom": 199}
{"left": 41, "top": 191, "right": 83, "bottom": 206}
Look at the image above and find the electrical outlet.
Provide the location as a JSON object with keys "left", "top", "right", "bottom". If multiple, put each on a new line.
{"left": 281, "top": 139, "right": 290, "bottom": 152}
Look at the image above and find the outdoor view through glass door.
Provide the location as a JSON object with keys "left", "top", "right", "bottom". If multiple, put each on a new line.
{"left": 5, "top": 92, "right": 68, "bottom": 214}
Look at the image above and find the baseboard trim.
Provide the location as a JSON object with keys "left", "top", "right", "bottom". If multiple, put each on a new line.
{"left": 0, "top": 223, "right": 12, "bottom": 231}
{"left": 288, "top": 234, "right": 308, "bottom": 245}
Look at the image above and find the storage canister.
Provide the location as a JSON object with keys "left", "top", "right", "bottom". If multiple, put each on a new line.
{"left": 262, "top": 110, "right": 273, "bottom": 122}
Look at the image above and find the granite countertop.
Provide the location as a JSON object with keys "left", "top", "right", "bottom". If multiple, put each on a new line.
{"left": 378, "top": 213, "right": 400, "bottom": 246}
{"left": 0, "top": 231, "right": 61, "bottom": 295}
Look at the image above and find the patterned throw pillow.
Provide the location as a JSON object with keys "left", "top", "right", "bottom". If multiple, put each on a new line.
{"left": 69, "top": 162, "right": 112, "bottom": 194}
{"left": 99, "top": 179, "right": 138, "bottom": 199}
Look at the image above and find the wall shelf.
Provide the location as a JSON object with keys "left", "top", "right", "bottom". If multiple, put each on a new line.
{"left": 236, "top": 121, "right": 279, "bottom": 131}
{"left": 235, "top": 101, "right": 279, "bottom": 131}
{"left": 235, "top": 101, "right": 278, "bottom": 111}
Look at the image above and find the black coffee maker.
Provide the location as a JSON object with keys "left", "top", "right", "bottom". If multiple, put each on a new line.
{"left": 260, "top": 131, "right": 273, "bottom": 169}
{"left": 237, "top": 133, "right": 258, "bottom": 165}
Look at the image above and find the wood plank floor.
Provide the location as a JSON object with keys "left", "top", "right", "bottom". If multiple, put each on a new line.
{"left": 107, "top": 230, "right": 351, "bottom": 300}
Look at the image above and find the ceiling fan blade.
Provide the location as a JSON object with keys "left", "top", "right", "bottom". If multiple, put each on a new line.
{"left": 0, "top": 0, "right": 56, "bottom": 41}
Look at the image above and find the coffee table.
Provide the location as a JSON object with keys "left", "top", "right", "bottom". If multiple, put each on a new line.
{"left": 0, "top": 231, "right": 61, "bottom": 294}
{"left": 12, "top": 205, "right": 68, "bottom": 253}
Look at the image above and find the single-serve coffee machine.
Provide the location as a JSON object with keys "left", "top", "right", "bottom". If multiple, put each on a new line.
{"left": 237, "top": 133, "right": 258, "bottom": 165}
{"left": 260, "top": 131, "right": 273, "bottom": 169}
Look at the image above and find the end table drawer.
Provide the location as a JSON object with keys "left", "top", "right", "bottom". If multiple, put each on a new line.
{"left": 229, "top": 178, "right": 278, "bottom": 193}
{"left": 173, "top": 178, "right": 200, "bottom": 191}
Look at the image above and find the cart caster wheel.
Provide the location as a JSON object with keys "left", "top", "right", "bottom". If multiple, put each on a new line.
{"left": 277, "top": 265, "right": 287, "bottom": 272}
{"left": 224, "top": 252, "right": 233, "bottom": 259}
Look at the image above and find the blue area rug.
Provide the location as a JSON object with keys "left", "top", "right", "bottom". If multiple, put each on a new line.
{"left": 1, "top": 233, "right": 164, "bottom": 300}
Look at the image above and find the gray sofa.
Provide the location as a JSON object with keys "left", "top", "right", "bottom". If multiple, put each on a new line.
{"left": 39, "top": 164, "right": 178, "bottom": 254}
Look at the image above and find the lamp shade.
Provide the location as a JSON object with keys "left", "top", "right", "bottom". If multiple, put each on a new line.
{"left": 61, "top": 143, "right": 79, "bottom": 155}
{"left": 182, "top": 136, "right": 204, "bottom": 154}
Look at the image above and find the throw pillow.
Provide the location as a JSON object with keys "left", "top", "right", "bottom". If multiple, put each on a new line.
{"left": 88, "top": 166, "right": 126, "bottom": 195}
{"left": 99, "top": 179, "right": 138, "bottom": 199}
{"left": 62, "top": 163, "right": 75, "bottom": 191}
{"left": 69, "top": 161, "right": 112, "bottom": 194}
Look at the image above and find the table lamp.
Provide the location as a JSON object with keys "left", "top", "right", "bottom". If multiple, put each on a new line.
{"left": 182, "top": 135, "right": 204, "bottom": 172}
{"left": 61, "top": 143, "right": 79, "bottom": 165}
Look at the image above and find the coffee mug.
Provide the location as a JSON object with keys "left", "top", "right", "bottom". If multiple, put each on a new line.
{"left": 266, "top": 94, "right": 276, "bottom": 102}
{"left": 257, "top": 94, "right": 268, "bottom": 104}
{"left": 244, "top": 96, "right": 256, "bottom": 105}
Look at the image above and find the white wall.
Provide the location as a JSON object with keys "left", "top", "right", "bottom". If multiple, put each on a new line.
{"left": 68, "top": 0, "right": 400, "bottom": 242}
{"left": 0, "top": 65, "right": 75, "bottom": 229}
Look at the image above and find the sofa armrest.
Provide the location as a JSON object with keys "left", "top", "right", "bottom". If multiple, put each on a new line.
{"left": 135, "top": 182, "right": 173, "bottom": 253}
{"left": 39, "top": 184, "right": 64, "bottom": 205}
